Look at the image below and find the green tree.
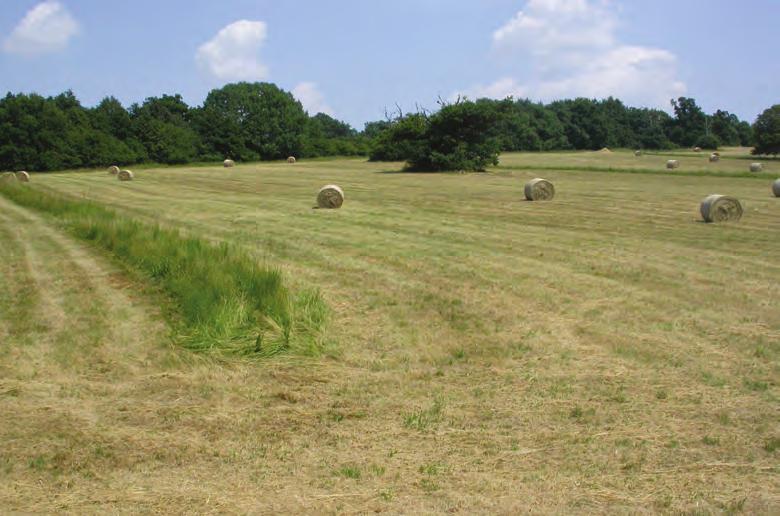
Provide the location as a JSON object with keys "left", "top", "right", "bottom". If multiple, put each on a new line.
{"left": 669, "top": 97, "right": 707, "bottom": 147}
{"left": 406, "top": 100, "right": 501, "bottom": 172}
{"left": 526, "top": 101, "right": 569, "bottom": 150}
{"left": 89, "top": 97, "right": 146, "bottom": 163}
{"left": 307, "top": 113, "right": 355, "bottom": 139}
{"left": 363, "top": 120, "right": 392, "bottom": 140}
{"left": 736, "top": 121, "right": 754, "bottom": 147}
{"left": 91, "top": 97, "right": 135, "bottom": 141}
{"left": 627, "top": 108, "right": 673, "bottom": 149}
{"left": 369, "top": 113, "right": 429, "bottom": 162}
{"left": 196, "top": 82, "right": 307, "bottom": 161}
{"left": 710, "top": 110, "right": 741, "bottom": 146}
{"left": 300, "top": 113, "right": 367, "bottom": 157}
{"left": 486, "top": 98, "right": 541, "bottom": 152}
{"left": 0, "top": 92, "right": 75, "bottom": 170}
{"left": 131, "top": 94, "right": 198, "bottom": 164}
{"left": 752, "top": 104, "right": 780, "bottom": 156}
{"left": 694, "top": 134, "right": 720, "bottom": 150}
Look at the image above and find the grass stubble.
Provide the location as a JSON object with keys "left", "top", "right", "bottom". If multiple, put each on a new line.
{"left": 0, "top": 148, "right": 778, "bottom": 513}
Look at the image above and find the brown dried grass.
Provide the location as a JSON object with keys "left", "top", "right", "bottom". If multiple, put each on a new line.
{"left": 524, "top": 178, "right": 555, "bottom": 201}
{"left": 316, "top": 184, "right": 344, "bottom": 209}
{"left": 700, "top": 194, "right": 743, "bottom": 223}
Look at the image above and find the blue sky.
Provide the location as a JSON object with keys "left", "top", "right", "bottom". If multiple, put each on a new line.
{"left": 1, "top": 0, "right": 778, "bottom": 129}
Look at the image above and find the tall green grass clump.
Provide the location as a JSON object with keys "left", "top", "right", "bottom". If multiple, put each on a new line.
{"left": 0, "top": 182, "right": 327, "bottom": 356}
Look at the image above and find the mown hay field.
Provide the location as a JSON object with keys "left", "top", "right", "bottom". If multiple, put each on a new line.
{"left": 1, "top": 149, "right": 779, "bottom": 513}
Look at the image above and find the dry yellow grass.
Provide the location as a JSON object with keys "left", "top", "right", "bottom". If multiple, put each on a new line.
{"left": 700, "top": 194, "right": 744, "bottom": 223}
{"left": 1, "top": 149, "right": 779, "bottom": 513}
{"left": 316, "top": 184, "right": 344, "bottom": 209}
{"left": 523, "top": 177, "right": 555, "bottom": 201}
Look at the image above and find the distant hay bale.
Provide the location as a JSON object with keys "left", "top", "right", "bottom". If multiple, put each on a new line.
{"left": 634, "top": 150, "right": 642, "bottom": 157}
{"left": 598, "top": 147, "right": 612, "bottom": 153}
{"left": 693, "top": 147, "right": 702, "bottom": 153}
{"left": 16, "top": 171, "right": 30, "bottom": 182}
{"left": 1, "top": 171, "right": 17, "bottom": 183}
{"left": 700, "top": 194, "right": 743, "bottom": 223}
{"left": 750, "top": 163, "right": 763, "bottom": 172}
{"left": 524, "top": 178, "right": 555, "bottom": 201}
{"left": 773, "top": 179, "right": 780, "bottom": 198}
{"left": 666, "top": 160, "right": 680, "bottom": 170}
{"left": 223, "top": 159, "right": 235, "bottom": 168}
{"left": 118, "top": 170, "right": 134, "bottom": 181}
{"left": 316, "top": 184, "right": 344, "bottom": 209}
{"left": 287, "top": 156, "right": 297, "bottom": 164}
{"left": 709, "top": 154, "right": 720, "bottom": 163}
{"left": 108, "top": 165, "right": 120, "bottom": 175}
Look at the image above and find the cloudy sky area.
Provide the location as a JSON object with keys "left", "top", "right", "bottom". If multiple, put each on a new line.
{"left": 0, "top": 0, "right": 777, "bottom": 128}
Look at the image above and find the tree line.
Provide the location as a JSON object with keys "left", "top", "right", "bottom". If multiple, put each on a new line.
{"left": 0, "top": 81, "right": 776, "bottom": 172}
{"left": 0, "top": 82, "right": 368, "bottom": 172}
{"left": 368, "top": 96, "right": 774, "bottom": 171}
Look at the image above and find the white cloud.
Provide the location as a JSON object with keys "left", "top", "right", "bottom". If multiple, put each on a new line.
{"left": 493, "top": 0, "right": 615, "bottom": 55}
{"left": 196, "top": 20, "right": 269, "bottom": 81}
{"left": 457, "top": 78, "right": 528, "bottom": 102}
{"left": 3, "top": 1, "right": 79, "bottom": 56}
{"left": 292, "top": 82, "right": 335, "bottom": 116}
{"left": 461, "top": 0, "right": 686, "bottom": 108}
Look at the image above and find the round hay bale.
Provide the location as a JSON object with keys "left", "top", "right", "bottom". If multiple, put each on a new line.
{"left": 117, "top": 170, "right": 134, "bottom": 181}
{"left": 223, "top": 159, "right": 235, "bottom": 168}
{"left": 287, "top": 156, "right": 297, "bottom": 164}
{"left": 634, "top": 150, "right": 642, "bottom": 157}
{"left": 1, "top": 171, "right": 17, "bottom": 183}
{"left": 700, "top": 194, "right": 743, "bottom": 223}
{"left": 750, "top": 163, "right": 763, "bottom": 172}
{"left": 108, "top": 165, "right": 120, "bottom": 175}
{"left": 16, "top": 171, "right": 30, "bottom": 182}
{"left": 693, "top": 147, "right": 702, "bottom": 153}
{"left": 666, "top": 160, "right": 680, "bottom": 170}
{"left": 773, "top": 179, "right": 780, "bottom": 198}
{"left": 709, "top": 154, "right": 720, "bottom": 163}
{"left": 317, "top": 185, "right": 344, "bottom": 209}
{"left": 524, "top": 178, "right": 555, "bottom": 201}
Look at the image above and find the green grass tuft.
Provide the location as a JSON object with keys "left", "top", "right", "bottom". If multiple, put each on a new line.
{"left": 0, "top": 182, "right": 327, "bottom": 356}
{"left": 337, "top": 465, "right": 362, "bottom": 479}
{"left": 403, "top": 398, "right": 444, "bottom": 431}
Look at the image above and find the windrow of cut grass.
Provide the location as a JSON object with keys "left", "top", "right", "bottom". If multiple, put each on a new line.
{"left": 495, "top": 148, "right": 780, "bottom": 180}
{"left": 0, "top": 182, "right": 327, "bottom": 357}
{"left": 496, "top": 163, "right": 776, "bottom": 180}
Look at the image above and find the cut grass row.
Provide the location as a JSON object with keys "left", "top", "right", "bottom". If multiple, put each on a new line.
{"left": 495, "top": 163, "right": 777, "bottom": 180}
{"left": 0, "top": 182, "right": 327, "bottom": 357}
